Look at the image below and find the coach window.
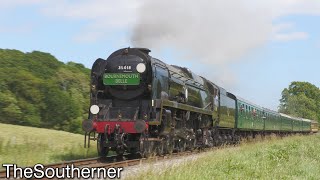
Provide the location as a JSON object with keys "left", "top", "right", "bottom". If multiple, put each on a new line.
{"left": 240, "top": 104, "right": 244, "bottom": 113}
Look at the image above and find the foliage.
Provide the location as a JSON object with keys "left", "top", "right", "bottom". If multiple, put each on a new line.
{"left": 0, "top": 49, "right": 90, "bottom": 134}
{"left": 279, "top": 81, "right": 320, "bottom": 121}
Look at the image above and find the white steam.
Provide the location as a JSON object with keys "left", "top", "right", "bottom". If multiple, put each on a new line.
{"left": 130, "top": 0, "right": 319, "bottom": 88}
{"left": 131, "top": 0, "right": 274, "bottom": 65}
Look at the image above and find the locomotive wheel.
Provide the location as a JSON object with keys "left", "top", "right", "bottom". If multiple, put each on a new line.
{"left": 156, "top": 141, "right": 164, "bottom": 156}
{"left": 226, "top": 134, "right": 232, "bottom": 145}
{"left": 247, "top": 133, "right": 254, "bottom": 142}
{"left": 142, "top": 141, "right": 152, "bottom": 158}
{"left": 116, "top": 147, "right": 125, "bottom": 156}
{"left": 222, "top": 134, "right": 228, "bottom": 145}
{"left": 236, "top": 135, "right": 241, "bottom": 144}
{"left": 165, "top": 137, "right": 174, "bottom": 155}
{"left": 97, "top": 134, "right": 109, "bottom": 157}
{"left": 188, "top": 139, "right": 197, "bottom": 151}
{"left": 214, "top": 135, "right": 222, "bottom": 146}
{"left": 178, "top": 140, "right": 186, "bottom": 152}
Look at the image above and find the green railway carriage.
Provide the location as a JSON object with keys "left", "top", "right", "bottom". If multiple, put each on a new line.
{"left": 279, "top": 113, "right": 308, "bottom": 133}
{"left": 233, "top": 95, "right": 314, "bottom": 133}
{"left": 301, "top": 118, "right": 311, "bottom": 132}
{"left": 292, "top": 117, "right": 302, "bottom": 132}
{"left": 279, "top": 113, "right": 293, "bottom": 132}
{"left": 278, "top": 114, "right": 312, "bottom": 133}
{"left": 236, "top": 98, "right": 264, "bottom": 131}
{"left": 262, "top": 108, "right": 281, "bottom": 131}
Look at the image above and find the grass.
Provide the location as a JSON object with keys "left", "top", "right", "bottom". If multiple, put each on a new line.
{"left": 129, "top": 134, "right": 320, "bottom": 180}
{"left": 0, "top": 123, "right": 97, "bottom": 168}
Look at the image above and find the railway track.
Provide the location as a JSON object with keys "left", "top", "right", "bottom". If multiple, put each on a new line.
{"left": 0, "top": 150, "right": 201, "bottom": 179}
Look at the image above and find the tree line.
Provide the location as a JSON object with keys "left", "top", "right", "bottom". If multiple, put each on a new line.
{"left": 0, "top": 49, "right": 90, "bottom": 134}
{"left": 0, "top": 49, "right": 318, "bottom": 134}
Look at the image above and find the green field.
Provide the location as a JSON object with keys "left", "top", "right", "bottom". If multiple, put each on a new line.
{"left": 130, "top": 134, "right": 320, "bottom": 180}
{"left": 0, "top": 123, "right": 96, "bottom": 168}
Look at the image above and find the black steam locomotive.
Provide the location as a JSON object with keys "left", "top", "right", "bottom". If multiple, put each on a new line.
{"left": 82, "top": 47, "right": 315, "bottom": 157}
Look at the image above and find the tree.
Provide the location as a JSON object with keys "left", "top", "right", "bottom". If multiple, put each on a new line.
{"left": 0, "top": 89, "right": 23, "bottom": 123}
{"left": 0, "top": 49, "right": 90, "bottom": 134}
{"left": 279, "top": 81, "right": 320, "bottom": 121}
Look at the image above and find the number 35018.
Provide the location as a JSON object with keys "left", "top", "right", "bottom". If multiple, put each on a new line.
{"left": 118, "top": 66, "right": 131, "bottom": 70}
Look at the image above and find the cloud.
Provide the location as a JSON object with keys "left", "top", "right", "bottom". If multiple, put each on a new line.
{"left": 271, "top": 22, "right": 309, "bottom": 42}
{"left": 0, "top": 0, "right": 48, "bottom": 9}
{"left": 40, "top": 0, "right": 141, "bottom": 42}
{"left": 272, "top": 23, "right": 295, "bottom": 33}
{"left": 41, "top": 0, "right": 139, "bottom": 24}
{"left": 273, "top": 32, "right": 309, "bottom": 42}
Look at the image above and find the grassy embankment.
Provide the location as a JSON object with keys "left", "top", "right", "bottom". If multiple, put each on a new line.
{"left": 130, "top": 134, "right": 320, "bottom": 180}
{"left": 0, "top": 123, "right": 97, "bottom": 168}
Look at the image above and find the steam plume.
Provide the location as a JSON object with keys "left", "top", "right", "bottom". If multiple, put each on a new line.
{"left": 131, "top": 0, "right": 273, "bottom": 66}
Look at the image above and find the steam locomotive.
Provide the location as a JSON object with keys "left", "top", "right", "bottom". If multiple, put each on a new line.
{"left": 82, "top": 47, "right": 318, "bottom": 157}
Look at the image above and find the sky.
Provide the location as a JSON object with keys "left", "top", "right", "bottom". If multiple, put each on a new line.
{"left": 0, "top": 0, "right": 320, "bottom": 111}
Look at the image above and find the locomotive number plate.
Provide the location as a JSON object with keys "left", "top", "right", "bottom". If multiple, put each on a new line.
{"left": 103, "top": 73, "right": 140, "bottom": 85}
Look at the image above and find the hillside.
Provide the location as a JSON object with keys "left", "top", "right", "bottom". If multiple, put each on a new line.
{"left": 0, "top": 123, "right": 96, "bottom": 167}
{"left": 0, "top": 49, "right": 90, "bottom": 133}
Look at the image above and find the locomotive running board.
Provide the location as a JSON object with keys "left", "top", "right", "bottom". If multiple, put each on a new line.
{"left": 150, "top": 99, "right": 214, "bottom": 125}
{"left": 160, "top": 99, "right": 213, "bottom": 115}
